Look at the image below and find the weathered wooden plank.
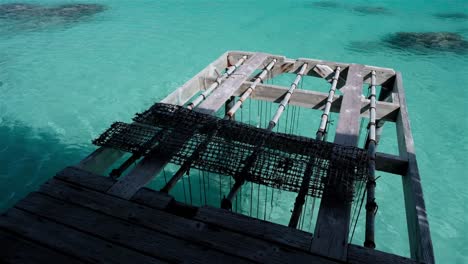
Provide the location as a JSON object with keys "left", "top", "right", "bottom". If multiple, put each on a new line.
{"left": 106, "top": 150, "right": 175, "bottom": 199}
{"left": 16, "top": 192, "right": 252, "bottom": 264}
{"left": 194, "top": 206, "right": 416, "bottom": 264}
{"left": 347, "top": 244, "right": 418, "bottom": 264}
{"left": 55, "top": 166, "right": 115, "bottom": 191}
{"left": 195, "top": 206, "right": 313, "bottom": 250}
{"left": 0, "top": 208, "right": 165, "bottom": 264}
{"left": 228, "top": 52, "right": 395, "bottom": 85}
{"left": 0, "top": 229, "right": 85, "bottom": 264}
{"left": 56, "top": 166, "right": 175, "bottom": 208}
{"left": 229, "top": 81, "right": 400, "bottom": 122}
{"left": 394, "top": 72, "right": 434, "bottom": 263}
{"left": 311, "top": 64, "right": 365, "bottom": 261}
{"left": 196, "top": 52, "right": 269, "bottom": 115}
{"left": 35, "top": 181, "right": 333, "bottom": 264}
{"left": 76, "top": 147, "right": 125, "bottom": 175}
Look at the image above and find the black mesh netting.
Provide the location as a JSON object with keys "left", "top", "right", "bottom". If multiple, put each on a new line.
{"left": 93, "top": 103, "right": 369, "bottom": 201}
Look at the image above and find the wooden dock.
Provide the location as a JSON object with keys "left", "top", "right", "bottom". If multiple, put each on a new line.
{"left": 0, "top": 51, "right": 434, "bottom": 263}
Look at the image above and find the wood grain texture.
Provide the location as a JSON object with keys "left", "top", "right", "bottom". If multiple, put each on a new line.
{"left": 0, "top": 230, "right": 85, "bottom": 264}
{"left": 394, "top": 72, "right": 434, "bottom": 264}
{"left": 195, "top": 53, "right": 269, "bottom": 115}
{"left": 0, "top": 208, "right": 165, "bottom": 264}
{"left": 15, "top": 192, "right": 251, "bottom": 264}
{"left": 311, "top": 64, "right": 365, "bottom": 261}
{"left": 34, "top": 181, "right": 332, "bottom": 264}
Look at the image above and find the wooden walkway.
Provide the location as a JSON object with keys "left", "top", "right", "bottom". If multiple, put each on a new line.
{"left": 0, "top": 166, "right": 416, "bottom": 264}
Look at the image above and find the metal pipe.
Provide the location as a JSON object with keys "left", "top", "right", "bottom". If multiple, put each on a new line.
{"left": 316, "top": 66, "right": 341, "bottom": 140}
{"left": 225, "top": 59, "right": 277, "bottom": 119}
{"left": 187, "top": 55, "right": 248, "bottom": 110}
{"left": 364, "top": 70, "right": 377, "bottom": 249}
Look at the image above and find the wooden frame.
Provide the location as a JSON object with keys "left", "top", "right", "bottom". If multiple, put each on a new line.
{"left": 75, "top": 51, "right": 434, "bottom": 263}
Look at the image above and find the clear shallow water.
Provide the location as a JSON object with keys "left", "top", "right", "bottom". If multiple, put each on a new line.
{"left": 0, "top": 0, "right": 467, "bottom": 262}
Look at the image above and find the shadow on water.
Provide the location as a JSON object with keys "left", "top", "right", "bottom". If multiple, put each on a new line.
{"left": 305, "top": 1, "right": 392, "bottom": 16}
{"left": 433, "top": 12, "right": 468, "bottom": 20}
{"left": 348, "top": 32, "right": 468, "bottom": 55}
{"left": 0, "top": 3, "right": 107, "bottom": 34}
{"left": 352, "top": 6, "right": 392, "bottom": 15}
{"left": 0, "top": 118, "right": 89, "bottom": 212}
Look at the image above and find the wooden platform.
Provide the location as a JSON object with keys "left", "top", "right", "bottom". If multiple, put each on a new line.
{"left": 0, "top": 166, "right": 416, "bottom": 264}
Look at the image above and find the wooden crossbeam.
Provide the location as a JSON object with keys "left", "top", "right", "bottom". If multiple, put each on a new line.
{"left": 310, "top": 64, "right": 365, "bottom": 260}
{"left": 229, "top": 81, "right": 400, "bottom": 122}
{"left": 228, "top": 52, "right": 395, "bottom": 85}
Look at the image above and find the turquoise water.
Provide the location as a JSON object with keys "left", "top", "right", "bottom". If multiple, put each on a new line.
{"left": 0, "top": 0, "right": 467, "bottom": 262}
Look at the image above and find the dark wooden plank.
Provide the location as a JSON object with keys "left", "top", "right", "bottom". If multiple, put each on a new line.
{"left": 0, "top": 208, "right": 165, "bottom": 264}
{"left": 375, "top": 152, "right": 408, "bottom": 175}
{"left": 56, "top": 166, "right": 174, "bottom": 208}
{"left": 347, "top": 244, "right": 417, "bottom": 264}
{"left": 37, "top": 180, "right": 333, "bottom": 264}
{"left": 195, "top": 206, "right": 313, "bottom": 250}
{"left": 56, "top": 166, "right": 115, "bottom": 191}
{"left": 76, "top": 147, "right": 125, "bottom": 175}
{"left": 194, "top": 206, "right": 417, "bottom": 264}
{"left": 230, "top": 81, "right": 399, "bottom": 122}
{"left": 311, "top": 64, "right": 365, "bottom": 261}
{"left": 16, "top": 192, "right": 251, "bottom": 264}
{"left": 0, "top": 229, "right": 85, "bottom": 264}
{"left": 196, "top": 52, "right": 269, "bottom": 115}
{"left": 394, "top": 72, "right": 434, "bottom": 263}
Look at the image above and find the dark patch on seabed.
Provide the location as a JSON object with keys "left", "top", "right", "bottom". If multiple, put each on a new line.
{"left": 306, "top": 1, "right": 340, "bottom": 9}
{"left": 352, "top": 6, "right": 392, "bottom": 15}
{"left": 383, "top": 32, "right": 468, "bottom": 54}
{"left": 0, "top": 3, "right": 106, "bottom": 32}
{"left": 348, "top": 32, "right": 468, "bottom": 55}
{"left": 433, "top": 12, "right": 468, "bottom": 20}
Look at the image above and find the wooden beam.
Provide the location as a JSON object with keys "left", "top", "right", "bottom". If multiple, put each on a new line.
{"left": 375, "top": 152, "right": 408, "bottom": 175}
{"left": 0, "top": 208, "right": 164, "bottom": 264}
{"left": 231, "top": 81, "right": 400, "bottom": 122}
{"left": 228, "top": 52, "right": 395, "bottom": 85}
{"left": 196, "top": 53, "right": 269, "bottom": 115}
{"left": 311, "top": 64, "right": 365, "bottom": 260}
{"left": 394, "top": 72, "right": 435, "bottom": 263}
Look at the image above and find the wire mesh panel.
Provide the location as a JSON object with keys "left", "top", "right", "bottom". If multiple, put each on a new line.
{"left": 93, "top": 103, "right": 369, "bottom": 201}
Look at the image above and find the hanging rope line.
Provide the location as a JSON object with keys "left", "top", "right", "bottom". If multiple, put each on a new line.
{"left": 289, "top": 66, "right": 341, "bottom": 228}
{"left": 188, "top": 55, "right": 248, "bottom": 110}
{"left": 364, "top": 70, "right": 378, "bottom": 249}
{"left": 93, "top": 102, "right": 369, "bottom": 208}
{"left": 221, "top": 63, "right": 309, "bottom": 209}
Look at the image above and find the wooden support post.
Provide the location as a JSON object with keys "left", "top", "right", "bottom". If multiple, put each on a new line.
{"left": 311, "top": 64, "right": 365, "bottom": 261}
{"left": 106, "top": 53, "right": 268, "bottom": 199}
{"left": 394, "top": 72, "right": 435, "bottom": 263}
